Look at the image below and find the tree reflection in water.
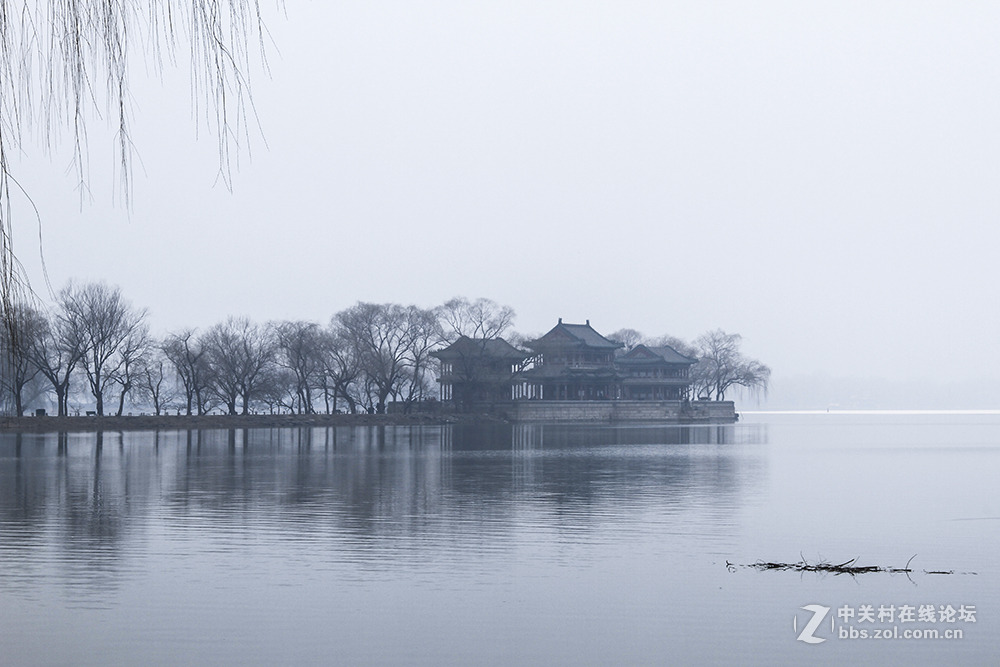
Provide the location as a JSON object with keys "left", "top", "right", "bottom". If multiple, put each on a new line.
{"left": 0, "top": 423, "right": 766, "bottom": 588}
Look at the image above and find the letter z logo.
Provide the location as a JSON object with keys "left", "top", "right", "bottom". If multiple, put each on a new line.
{"left": 795, "top": 604, "right": 831, "bottom": 644}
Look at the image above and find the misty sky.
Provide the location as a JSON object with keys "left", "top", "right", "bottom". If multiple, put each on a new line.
{"left": 9, "top": 2, "right": 1000, "bottom": 399}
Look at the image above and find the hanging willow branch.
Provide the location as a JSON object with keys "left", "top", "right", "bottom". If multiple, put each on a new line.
{"left": 0, "top": 0, "right": 271, "bottom": 351}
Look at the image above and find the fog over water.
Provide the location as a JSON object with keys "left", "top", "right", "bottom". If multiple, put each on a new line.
{"left": 6, "top": 2, "right": 999, "bottom": 409}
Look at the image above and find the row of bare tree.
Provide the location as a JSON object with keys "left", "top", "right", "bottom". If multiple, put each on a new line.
{"left": 1, "top": 281, "right": 769, "bottom": 415}
{"left": 0, "top": 284, "right": 516, "bottom": 416}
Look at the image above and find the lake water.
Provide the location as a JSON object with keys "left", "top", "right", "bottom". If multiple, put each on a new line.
{"left": 0, "top": 412, "right": 996, "bottom": 665}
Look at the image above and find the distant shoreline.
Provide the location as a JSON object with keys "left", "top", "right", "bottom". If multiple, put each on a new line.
{"left": 0, "top": 412, "right": 476, "bottom": 434}
{"left": 0, "top": 412, "right": 748, "bottom": 433}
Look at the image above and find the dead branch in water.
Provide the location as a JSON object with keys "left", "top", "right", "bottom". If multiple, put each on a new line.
{"left": 725, "top": 555, "right": 975, "bottom": 576}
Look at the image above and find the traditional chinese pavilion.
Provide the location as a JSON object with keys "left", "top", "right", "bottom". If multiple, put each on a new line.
{"left": 615, "top": 344, "right": 698, "bottom": 400}
{"left": 431, "top": 320, "right": 709, "bottom": 418}
{"left": 518, "top": 319, "right": 624, "bottom": 400}
{"left": 430, "top": 335, "right": 529, "bottom": 406}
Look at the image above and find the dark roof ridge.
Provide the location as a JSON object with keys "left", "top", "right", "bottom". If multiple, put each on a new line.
{"left": 622, "top": 343, "right": 697, "bottom": 364}
{"left": 431, "top": 335, "right": 528, "bottom": 360}
{"left": 553, "top": 321, "right": 622, "bottom": 348}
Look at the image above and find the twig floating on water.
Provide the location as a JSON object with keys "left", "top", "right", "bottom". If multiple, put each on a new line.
{"left": 725, "top": 555, "right": 975, "bottom": 576}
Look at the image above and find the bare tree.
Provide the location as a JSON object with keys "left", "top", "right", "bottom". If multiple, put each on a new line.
{"left": 319, "top": 323, "right": 361, "bottom": 414}
{"left": 335, "top": 303, "right": 409, "bottom": 414}
{"left": 254, "top": 366, "right": 297, "bottom": 414}
{"left": 438, "top": 297, "right": 515, "bottom": 342}
{"left": 110, "top": 324, "right": 151, "bottom": 416}
{"left": 608, "top": 328, "right": 644, "bottom": 351}
{"left": 27, "top": 309, "right": 84, "bottom": 416}
{"left": 693, "top": 329, "right": 770, "bottom": 401}
{"left": 0, "top": 304, "right": 44, "bottom": 415}
{"left": 58, "top": 282, "right": 148, "bottom": 415}
{"left": 401, "top": 306, "right": 444, "bottom": 409}
{"left": 273, "top": 320, "right": 325, "bottom": 414}
{"left": 334, "top": 302, "right": 443, "bottom": 414}
{"left": 163, "top": 329, "right": 212, "bottom": 415}
{"left": 138, "top": 351, "right": 176, "bottom": 416}
{"left": 202, "top": 316, "right": 275, "bottom": 414}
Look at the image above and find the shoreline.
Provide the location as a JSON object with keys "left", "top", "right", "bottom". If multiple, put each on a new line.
{"left": 0, "top": 412, "right": 478, "bottom": 434}
{"left": 1, "top": 406, "right": 740, "bottom": 434}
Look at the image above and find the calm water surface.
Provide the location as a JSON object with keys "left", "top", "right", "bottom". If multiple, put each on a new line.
{"left": 0, "top": 413, "right": 996, "bottom": 665}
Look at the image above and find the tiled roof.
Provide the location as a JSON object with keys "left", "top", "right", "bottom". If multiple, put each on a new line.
{"left": 431, "top": 336, "right": 528, "bottom": 360}
{"left": 618, "top": 344, "right": 698, "bottom": 365}
{"left": 528, "top": 321, "right": 622, "bottom": 350}
{"left": 560, "top": 323, "right": 621, "bottom": 348}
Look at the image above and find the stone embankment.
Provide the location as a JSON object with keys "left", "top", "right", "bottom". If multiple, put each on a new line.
{"left": 495, "top": 400, "right": 738, "bottom": 423}
{"left": 0, "top": 412, "right": 468, "bottom": 434}
{"left": 1, "top": 402, "right": 738, "bottom": 433}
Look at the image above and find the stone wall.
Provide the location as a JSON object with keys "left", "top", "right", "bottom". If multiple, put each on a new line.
{"left": 490, "top": 400, "right": 737, "bottom": 423}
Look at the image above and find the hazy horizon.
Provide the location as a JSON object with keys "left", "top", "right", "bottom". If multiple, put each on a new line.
{"left": 7, "top": 2, "right": 997, "bottom": 407}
